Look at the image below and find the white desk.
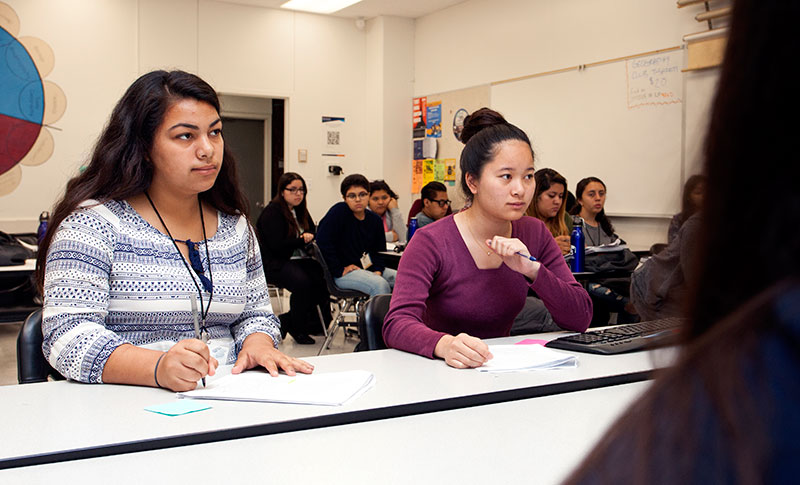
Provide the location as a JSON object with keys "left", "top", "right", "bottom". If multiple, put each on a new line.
{"left": 0, "top": 334, "right": 674, "bottom": 469}
{"left": 0, "top": 381, "right": 651, "bottom": 484}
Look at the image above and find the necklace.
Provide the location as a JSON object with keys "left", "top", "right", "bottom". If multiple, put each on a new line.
{"left": 145, "top": 192, "right": 214, "bottom": 327}
{"left": 464, "top": 210, "right": 511, "bottom": 257}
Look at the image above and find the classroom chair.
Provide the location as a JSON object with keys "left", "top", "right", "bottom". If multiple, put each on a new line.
{"left": 356, "top": 294, "right": 391, "bottom": 351}
{"left": 309, "top": 242, "right": 369, "bottom": 355}
{"left": 17, "top": 309, "right": 64, "bottom": 384}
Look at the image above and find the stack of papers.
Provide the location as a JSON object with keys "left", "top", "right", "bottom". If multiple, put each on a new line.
{"left": 178, "top": 370, "right": 375, "bottom": 406}
{"left": 478, "top": 345, "right": 578, "bottom": 373}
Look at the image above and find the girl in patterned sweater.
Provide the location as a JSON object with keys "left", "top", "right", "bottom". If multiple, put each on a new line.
{"left": 37, "top": 71, "right": 312, "bottom": 391}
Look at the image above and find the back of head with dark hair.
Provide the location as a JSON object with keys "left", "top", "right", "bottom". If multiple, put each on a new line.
{"left": 421, "top": 181, "right": 447, "bottom": 201}
{"left": 36, "top": 70, "right": 248, "bottom": 291}
{"left": 458, "top": 107, "right": 534, "bottom": 201}
{"left": 688, "top": 0, "right": 800, "bottom": 336}
{"left": 272, "top": 172, "right": 311, "bottom": 236}
{"left": 571, "top": 176, "right": 614, "bottom": 236}
{"left": 340, "top": 174, "right": 370, "bottom": 197}
{"left": 369, "top": 180, "right": 398, "bottom": 199}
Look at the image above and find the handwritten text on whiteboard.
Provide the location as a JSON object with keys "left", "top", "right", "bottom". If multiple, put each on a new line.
{"left": 626, "top": 52, "right": 683, "bottom": 109}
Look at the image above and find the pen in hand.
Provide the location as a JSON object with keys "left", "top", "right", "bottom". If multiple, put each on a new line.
{"left": 190, "top": 294, "right": 206, "bottom": 388}
{"left": 516, "top": 252, "right": 537, "bottom": 262}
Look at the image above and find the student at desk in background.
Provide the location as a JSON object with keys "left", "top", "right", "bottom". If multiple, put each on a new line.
{"left": 316, "top": 174, "right": 396, "bottom": 297}
{"left": 511, "top": 168, "right": 575, "bottom": 335}
{"left": 570, "top": 176, "right": 638, "bottom": 325}
{"left": 368, "top": 179, "right": 406, "bottom": 243}
{"left": 256, "top": 172, "right": 332, "bottom": 345}
{"left": 668, "top": 174, "right": 705, "bottom": 244}
{"left": 566, "top": 0, "right": 800, "bottom": 481}
{"left": 383, "top": 108, "right": 592, "bottom": 368}
{"left": 413, "top": 181, "right": 451, "bottom": 229}
{"left": 37, "top": 71, "right": 312, "bottom": 392}
{"left": 525, "top": 168, "right": 573, "bottom": 255}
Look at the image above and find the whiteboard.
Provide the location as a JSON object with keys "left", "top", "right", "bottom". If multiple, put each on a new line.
{"left": 492, "top": 50, "right": 685, "bottom": 217}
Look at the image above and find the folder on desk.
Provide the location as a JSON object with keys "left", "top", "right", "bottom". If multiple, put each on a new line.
{"left": 178, "top": 370, "right": 376, "bottom": 406}
{"left": 478, "top": 345, "right": 578, "bottom": 373}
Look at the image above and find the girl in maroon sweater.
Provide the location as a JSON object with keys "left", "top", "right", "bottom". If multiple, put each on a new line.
{"left": 383, "top": 108, "right": 591, "bottom": 368}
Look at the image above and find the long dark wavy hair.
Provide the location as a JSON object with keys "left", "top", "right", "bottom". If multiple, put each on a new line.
{"left": 36, "top": 70, "right": 248, "bottom": 290}
{"left": 526, "top": 168, "right": 568, "bottom": 237}
{"left": 570, "top": 176, "right": 615, "bottom": 237}
{"left": 271, "top": 172, "right": 312, "bottom": 237}
{"left": 565, "top": 0, "right": 800, "bottom": 483}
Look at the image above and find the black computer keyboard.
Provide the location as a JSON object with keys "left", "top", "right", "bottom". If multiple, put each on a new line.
{"left": 545, "top": 317, "right": 685, "bottom": 355}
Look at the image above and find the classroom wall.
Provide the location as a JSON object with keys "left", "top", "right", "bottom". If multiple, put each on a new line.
{"left": 413, "top": 0, "right": 720, "bottom": 248}
{"left": 0, "top": 0, "right": 412, "bottom": 230}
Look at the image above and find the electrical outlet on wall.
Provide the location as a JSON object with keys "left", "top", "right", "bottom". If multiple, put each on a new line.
{"left": 298, "top": 149, "right": 308, "bottom": 163}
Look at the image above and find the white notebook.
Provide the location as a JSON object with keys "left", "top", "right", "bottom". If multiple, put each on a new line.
{"left": 478, "top": 345, "right": 578, "bottom": 373}
{"left": 178, "top": 370, "right": 376, "bottom": 406}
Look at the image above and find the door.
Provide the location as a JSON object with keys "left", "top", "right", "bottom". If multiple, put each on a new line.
{"left": 221, "top": 117, "right": 267, "bottom": 223}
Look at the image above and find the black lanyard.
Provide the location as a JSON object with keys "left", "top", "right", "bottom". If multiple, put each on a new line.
{"left": 145, "top": 192, "right": 213, "bottom": 326}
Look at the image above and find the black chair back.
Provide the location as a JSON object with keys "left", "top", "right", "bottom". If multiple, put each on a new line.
{"left": 310, "top": 242, "right": 368, "bottom": 300}
{"left": 357, "top": 294, "right": 391, "bottom": 351}
{"left": 17, "top": 309, "right": 64, "bottom": 384}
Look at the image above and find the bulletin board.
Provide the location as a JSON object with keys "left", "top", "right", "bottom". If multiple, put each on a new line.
{"left": 412, "top": 84, "right": 490, "bottom": 210}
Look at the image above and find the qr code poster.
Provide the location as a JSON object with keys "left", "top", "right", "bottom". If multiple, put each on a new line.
{"left": 322, "top": 116, "right": 345, "bottom": 157}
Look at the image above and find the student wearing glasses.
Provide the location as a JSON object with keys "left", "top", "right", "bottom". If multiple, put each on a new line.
{"left": 37, "top": 71, "right": 312, "bottom": 392}
{"left": 316, "top": 174, "right": 396, "bottom": 297}
{"left": 255, "top": 172, "right": 332, "bottom": 345}
{"left": 414, "top": 181, "right": 451, "bottom": 228}
{"left": 383, "top": 108, "right": 591, "bottom": 368}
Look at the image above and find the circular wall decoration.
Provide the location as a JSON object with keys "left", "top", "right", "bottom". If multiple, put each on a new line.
{"left": 0, "top": 1, "right": 65, "bottom": 196}
{"left": 452, "top": 108, "right": 468, "bottom": 142}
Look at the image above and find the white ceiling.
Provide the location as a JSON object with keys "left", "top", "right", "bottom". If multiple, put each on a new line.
{"left": 214, "top": 0, "right": 468, "bottom": 19}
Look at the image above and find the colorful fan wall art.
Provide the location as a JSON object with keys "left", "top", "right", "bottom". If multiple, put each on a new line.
{"left": 0, "top": 1, "right": 66, "bottom": 197}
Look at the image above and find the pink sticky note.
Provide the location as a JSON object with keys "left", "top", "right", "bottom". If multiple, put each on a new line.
{"left": 515, "top": 339, "right": 548, "bottom": 346}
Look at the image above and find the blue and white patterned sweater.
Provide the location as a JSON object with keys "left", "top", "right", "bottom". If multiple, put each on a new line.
{"left": 42, "top": 200, "right": 281, "bottom": 383}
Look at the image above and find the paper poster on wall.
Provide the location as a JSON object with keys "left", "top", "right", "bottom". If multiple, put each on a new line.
{"left": 411, "top": 159, "right": 424, "bottom": 193}
{"left": 426, "top": 102, "right": 442, "bottom": 138}
{"left": 0, "top": 1, "right": 66, "bottom": 197}
{"left": 444, "top": 159, "right": 456, "bottom": 186}
{"left": 413, "top": 97, "right": 427, "bottom": 138}
{"left": 422, "top": 159, "right": 435, "bottom": 185}
{"left": 434, "top": 159, "right": 445, "bottom": 182}
{"left": 321, "top": 116, "right": 346, "bottom": 157}
{"left": 626, "top": 51, "right": 683, "bottom": 109}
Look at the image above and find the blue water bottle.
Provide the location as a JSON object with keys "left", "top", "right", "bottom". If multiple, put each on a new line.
{"left": 570, "top": 217, "right": 585, "bottom": 272}
{"left": 37, "top": 211, "right": 50, "bottom": 244}
{"left": 407, "top": 218, "right": 418, "bottom": 241}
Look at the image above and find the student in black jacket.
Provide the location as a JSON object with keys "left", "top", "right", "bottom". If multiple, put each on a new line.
{"left": 256, "top": 173, "right": 331, "bottom": 344}
{"left": 316, "top": 174, "right": 396, "bottom": 297}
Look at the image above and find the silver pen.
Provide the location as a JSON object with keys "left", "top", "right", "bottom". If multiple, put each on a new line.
{"left": 190, "top": 294, "right": 206, "bottom": 387}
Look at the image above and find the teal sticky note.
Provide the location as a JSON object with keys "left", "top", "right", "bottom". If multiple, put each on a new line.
{"left": 145, "top": 400, "right": 212, "bottom": 416}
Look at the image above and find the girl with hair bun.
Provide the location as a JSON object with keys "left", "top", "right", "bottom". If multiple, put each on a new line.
{"left": 383, "top": 108, "right": 591, "bottom": 368}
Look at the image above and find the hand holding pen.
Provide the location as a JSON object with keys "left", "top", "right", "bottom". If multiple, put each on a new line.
{"left": 150, "top": 294, "right": 218, "bottom": 391}
{"left": 484, "top": 235, "right": 542, "bottom": 281}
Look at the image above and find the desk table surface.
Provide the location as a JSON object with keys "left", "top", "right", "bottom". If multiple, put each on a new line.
{"left": 0, "top": 333, "right": 674, "bottom": 469}
{"left": 0, "top": 380, "right": 651, "bottom": 483}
